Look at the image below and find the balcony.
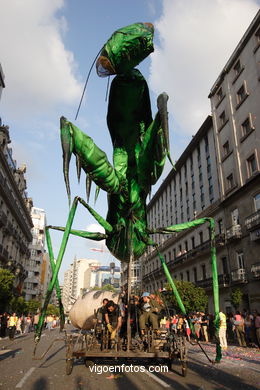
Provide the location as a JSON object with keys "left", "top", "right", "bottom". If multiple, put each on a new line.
{"left": 215, "top": 233, "right": 225, "bottom": 246}
{"left": 226, "top": 224, "right": 242, "bottom": 240}
{"left": 195, "top": 274, "right": 230, "bottom": 289}
{"left": 0, "top": 210, "right": 7, "bottom": 227}
{"left": 251, "top": 262, "right": 260, "bottom": 278}
{"left": 245, "top": 210, "right": 260, "bottom": 231}
{"left": 231, "top": 268, "right": 247, "bottom": 283}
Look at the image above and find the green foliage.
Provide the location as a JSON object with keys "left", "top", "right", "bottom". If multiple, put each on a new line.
{"left": 230, "top": 288, "right": 243, "bottom": 309}
{"left": 26, "top": 300, "right": 41, "bottom": 314}
{"left": 10, "top": 296, "right": 27, "bottom": 315}
{"left": 0, "top": 268, "right": 15, "bottom": 312}
{"left": 92, "top": 284, "right": 116, "bottom": 292}
{"left": 164, "top": 280, "right": 208, "bottom": 313}
{"left": 46, "top": 304, "right": 59, "bottom": 316}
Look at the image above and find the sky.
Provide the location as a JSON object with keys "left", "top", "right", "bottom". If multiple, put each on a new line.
{"left": 0, "top": 0, "right": 259, "bottom": 283}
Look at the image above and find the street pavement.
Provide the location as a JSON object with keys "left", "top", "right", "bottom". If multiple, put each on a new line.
{"left": 0, "top": 327, "right": 259, "bottom": 390}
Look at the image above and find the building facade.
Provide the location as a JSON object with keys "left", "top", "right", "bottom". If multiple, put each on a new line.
{"left": 24, "top": 207, "right": 48, "bottom": 300}
{"left": 0, "top": 123, "right": 33, "bottom": 295}
{"left": 62, "top": 258, "right": 121, "bottom": 313}
{"left": 141, "top": 11, "right": 260, "bottom": 313}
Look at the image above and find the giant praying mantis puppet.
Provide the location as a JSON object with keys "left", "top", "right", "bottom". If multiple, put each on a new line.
{"left": 35, "top": 22, "right": 222, "bottom": 362}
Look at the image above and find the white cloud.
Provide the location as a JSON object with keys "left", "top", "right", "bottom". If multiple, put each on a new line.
{"left": 0, "top": 0, "right": 82, "bottom": 119}
{"left": 150, "top": 0, "right": 260, "bottom": 135}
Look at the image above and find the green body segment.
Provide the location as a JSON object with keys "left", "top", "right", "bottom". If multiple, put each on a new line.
{"left": 60, "top": 69, "right": 168, "bottom": 262}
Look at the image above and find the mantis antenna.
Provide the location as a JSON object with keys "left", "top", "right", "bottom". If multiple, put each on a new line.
{"left": 75, "top": 49, "right": 102, "bottom": 120}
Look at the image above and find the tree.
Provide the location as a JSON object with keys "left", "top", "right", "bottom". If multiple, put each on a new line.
{"left": 10, "top": 296, "right": 27, "bottom": 315}
{"left": 230, "top": 288, "right": 243, "bottom": 310}
{"left": 164, "top": 280, "right": 208, "bottom": 313}
{"left": 46, "top": 304, "right": 59, "bottom": 317}
{"left": 0, "top": 268, "right": 15, "bottom": 312}
{"left": 26, "top": 300, "right": 41, "bottom": 314}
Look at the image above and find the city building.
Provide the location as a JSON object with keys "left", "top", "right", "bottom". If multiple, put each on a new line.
{"left": 24, "top": 207, "right": 48, "bottom": 300}
{"left": 0, "top": 122, "right": 33, "bottom": 295}
{"left": 141, "top": 10, "right": 260, "bottom": 312}
{"left": 62, "top": 258, "right": 121, "bottom": 313}
{"left": 62, "top": 258, "right": 100, "bottom": 313}
{"left": 121, "top": 260, "right": 142, "bottom": 294}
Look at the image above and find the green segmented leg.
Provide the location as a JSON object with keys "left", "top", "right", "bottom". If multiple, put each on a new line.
{"left": 34, "top": 197, "right": 112, "bottom": 347}
{"left": 34, "top": 197, "right": 79, "bottom": 345}
{"left": 45, "top": 227, "right": 65, "bottom": 331}
{"left": 149, "top": 217, "right": 221, "bottom": 362}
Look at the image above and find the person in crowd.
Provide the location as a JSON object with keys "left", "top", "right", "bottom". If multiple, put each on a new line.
{"left": 208, "top": 314, "right": 215, "bottom": 341}
{"left": 219, "top": 310, "right": 227, "bottom": 349}
{"left": 25, "top": 315, "right": 32, "bottom": 333}
{"left": 171, "top": 315, "right": 178, "bottom": 333}
{"left": 104, "top": 300, "right": 122, "bottom": 341}
{"left": 193, "top": 315, "right": 201, "bottom": 339}
{"left": 33, "top": 311, "right": 40, "bottom": 331}
{"left": 0, "top": 312, "right": 8, "bottom": 338}
{"left": 46, "top": 314, "right": 54, "bottom": 331}
{"left": 96, "top": 298, "right": 109, "bottom": 326}
{"left": 8, "top": 312, "right": 18, "bottom": 340}
{"left": 244, "top": 313, "right": 253, "bottom": 345}
{"left": 233, "top": 311, "right": 246, "bottom": 347}
{"left": 138, "top": 292, "right": 162, "bottom": 335}
{"left": 200, "top": 313, "right": 209, "bottom": 342}
{"left": 255, "top": 311, "right": 260, "bottom": 347}
{"left": 184, "top": 317, "right": 191, "bottom": 341}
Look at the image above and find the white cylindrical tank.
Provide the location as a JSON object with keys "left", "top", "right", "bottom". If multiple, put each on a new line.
{"left": 69, "top": 290, "right": 120, "bottom": 330}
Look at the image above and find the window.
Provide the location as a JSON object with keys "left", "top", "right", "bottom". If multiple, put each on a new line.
{"left": 223, "top": 141, "right": 230, "bottom": 156}
{"left": 222, "top": 257, "right": 228, "bottom": 274}
{"left": 247, "top": 154, "right": 257, "bottom": 176}
{"left": 197, "top": 146, "right": 201, "bottom": 163}
{"left": 184, "top": 240, "right": 188, "bottom": 252}
{"left": 227, "top": 173, "right": 234, "bottom": 190}
{"left": 233, "top": 60, "right": 241, "bottom": 75}
{"left": 231, "top": 208, "right": 239, "bottom": 225}
{"left": 201, "top": 264, "right": 206, "bottom": 279}
{"left": 216, "top": 87, "right": 223, "bottom": 101}
{"left": 254, "top": 193, "right": 260, "bottom": 211}
{"left": 236, "top": 251, "right": 245, "bottom": 269}
{"left": 190, "top": 156, "right": 193, "bottom": 172}
{"left": 255, "top": 26, "right": 260, "bottom": 44}
{"left": 237, "top": 84, "right": 247, "bottom": 105}
{"left": 180, "top": 273, "right": 183, "bottom": 281}
{"left": 191, "top": 236, "right": 195, "bottom": 249}
{"left": 218, "top": 219, "right": 223, "bottom": 234}
{"left": 207, "top": 156, "right": 211, "bottom": 175}
{"left": 204, "top": 135, "right": 209, "bottom": 154}
{"left": 219, "top": 110, "right": 226, "bottom": 126}
{"left": 241, "top": 116, "right": 253, "bottom": 138}
{"left": 186, "top": 270, "right": 190, "bottom": 282}
{"left": 193, "top": 267, "right": 197, "bottom": 282}
{"left": 199, "top": 231, "right": 203, "bottom": 244}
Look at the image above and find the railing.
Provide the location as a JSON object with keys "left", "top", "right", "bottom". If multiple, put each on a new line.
{"left": 251, "top": 262, "right": 260, "bottom": 278}
{"left": 226, "top": 224, "right": 242, "bottom": 240}
{"left": 231, "top": 268, "right": 247, "bottom": 283}
{"left": 195, "top": 274, "right": 230, "bottom": 289}
{"left": 245, "top": 209, "right": 260, "bottom": 231}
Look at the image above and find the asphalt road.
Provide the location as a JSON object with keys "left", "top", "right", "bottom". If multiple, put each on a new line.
{"left": 0, "top": 327, "right": 259, "bottom": 390}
